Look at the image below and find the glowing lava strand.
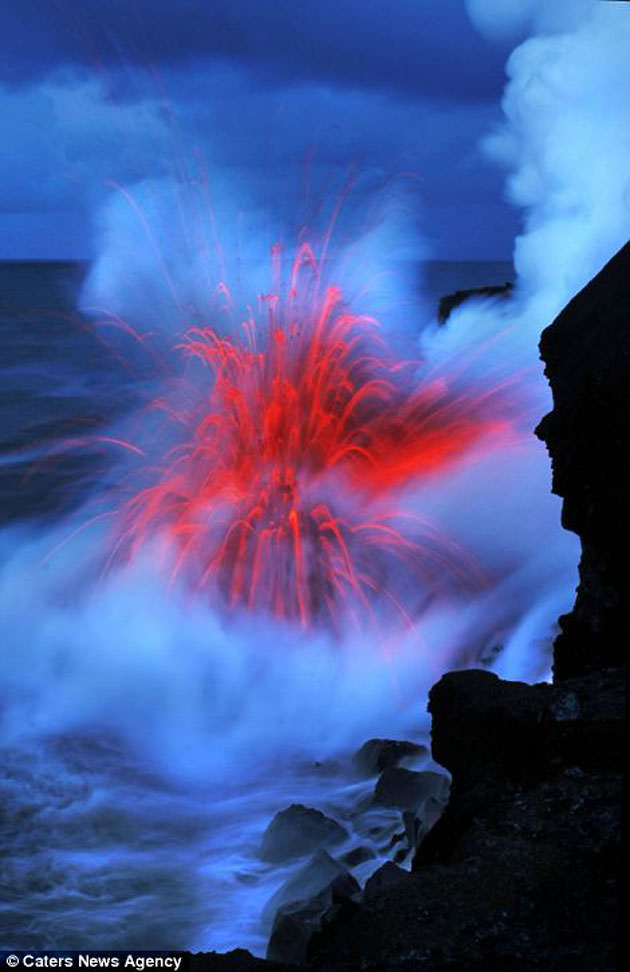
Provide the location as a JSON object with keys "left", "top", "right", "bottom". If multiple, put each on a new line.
{"left": 113, "top": 245, "right": 509, "bottom": 629}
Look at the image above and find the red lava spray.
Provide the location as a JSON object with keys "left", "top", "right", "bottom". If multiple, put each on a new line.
{"left": 112, "top": 240, "right": 513, "bottom": 630}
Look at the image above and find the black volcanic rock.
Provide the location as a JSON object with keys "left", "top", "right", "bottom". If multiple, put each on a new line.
{"left": 263, "top": 850, "right": 356, "bottom": 927}
{"left": 308, "top": 754, "right": 621, "bottom": 971}
{"left": 260, "top": 805, "right": 348, "bottom": 863}
{"left": 362, "top": 861, "right": 413, "bottom": 902}
{"left": 413, "top": 666, "right": 623, "bottom": 870}
{"left": 438, "top": 282, "right": 513, "bottom": 323}
{"left": 425, "top": 669, "right": 548, "bottom": 792}
{"left": 267, "top": 896, "right": 329, "bottom": 966}
{"left": 352, "top": 738, "right": 427, "bottom": 776}
{"left": 266, "top": 852, "right": 359, "bottom": 965}
{"left": 536, "top": 241, "right": 630, "bottom": 679}
{"left": 307, "top": 665, "right": 623, "bottom": 971}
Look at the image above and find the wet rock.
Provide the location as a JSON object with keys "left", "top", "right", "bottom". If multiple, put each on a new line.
{"left": 266, "top": 852, "right": 359, "bottom": 965}
{"left": 421, "top": 794, "right": 448, "bottom": 831}
{"left": 373, "top": 766, "right": 449, "bottom": 811}
{"left": 267, "top": 895, "right": 326, "bottom": 965}
{"left": 381, "top": 810, "right": 433, "bottom": 863}
{"left": 263, "top": 849, "right": 358, "bottom": 927}
{"left": 352, "top": 738, "right": 427, "bottom": 776}
{"left": 384, "top": 828, "right": 406, "bottom": 851}
{"left": 259, "top": 804, "right": 347, "bottom": 864}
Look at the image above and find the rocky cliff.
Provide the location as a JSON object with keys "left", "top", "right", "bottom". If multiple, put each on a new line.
{"left": 536, "top": 242, "right": 630, "bottom": 679}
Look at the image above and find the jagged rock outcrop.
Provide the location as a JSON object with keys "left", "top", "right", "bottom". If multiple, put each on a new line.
{"left": 260, "top": 805, "right": 348, "bottom": 864}
{"left": 267, "top": 856, "right": 360, "bottom": 966}
{"left": 536, "top": 241, "right": 630, "bottom": 679}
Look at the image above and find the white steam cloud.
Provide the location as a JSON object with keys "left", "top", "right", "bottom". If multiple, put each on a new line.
{"left": 485, "top": 0, "right": 630, "bottom": 307}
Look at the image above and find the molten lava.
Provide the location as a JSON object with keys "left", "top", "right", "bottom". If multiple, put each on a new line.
{"left": 114, "top": 243, "right": 509, "bottom": 629}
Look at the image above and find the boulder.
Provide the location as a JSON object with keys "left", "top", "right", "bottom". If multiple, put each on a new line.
{"left": 266, "top": 851, "right": 359, "bottom": 965}
{"left": 259, "top": 804, "right": 347, "bottom": 864}
{"left": 266, "top": 895, "right": 326, "bottom": 966}
{"left": 352, "top": 738, "right": 427, "bottom": 776}
{"left": 263, "top": 849, "right": 358, "bottom": 927}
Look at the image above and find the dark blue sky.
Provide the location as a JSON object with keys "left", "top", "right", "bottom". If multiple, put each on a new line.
{"left": 0, "top": 1, "right": 520, "bottom": 259}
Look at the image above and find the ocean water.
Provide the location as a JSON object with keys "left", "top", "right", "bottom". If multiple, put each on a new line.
{"left": 0, "top": 258, "right": 512, "bottom": 953}
{"left": 0, "top": 262, "right": 129, "bottom": 524}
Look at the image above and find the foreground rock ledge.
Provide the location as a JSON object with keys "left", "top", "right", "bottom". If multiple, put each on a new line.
{"left": 306, "top": 667, "right": 622, "bottom": 971}
{"left": 189, "top": 670, "right": 623, "bottom": 971}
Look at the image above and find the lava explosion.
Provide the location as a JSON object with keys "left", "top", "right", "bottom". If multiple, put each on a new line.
{"left": 111, "top": 242, "right": 511, "bottom": 629}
